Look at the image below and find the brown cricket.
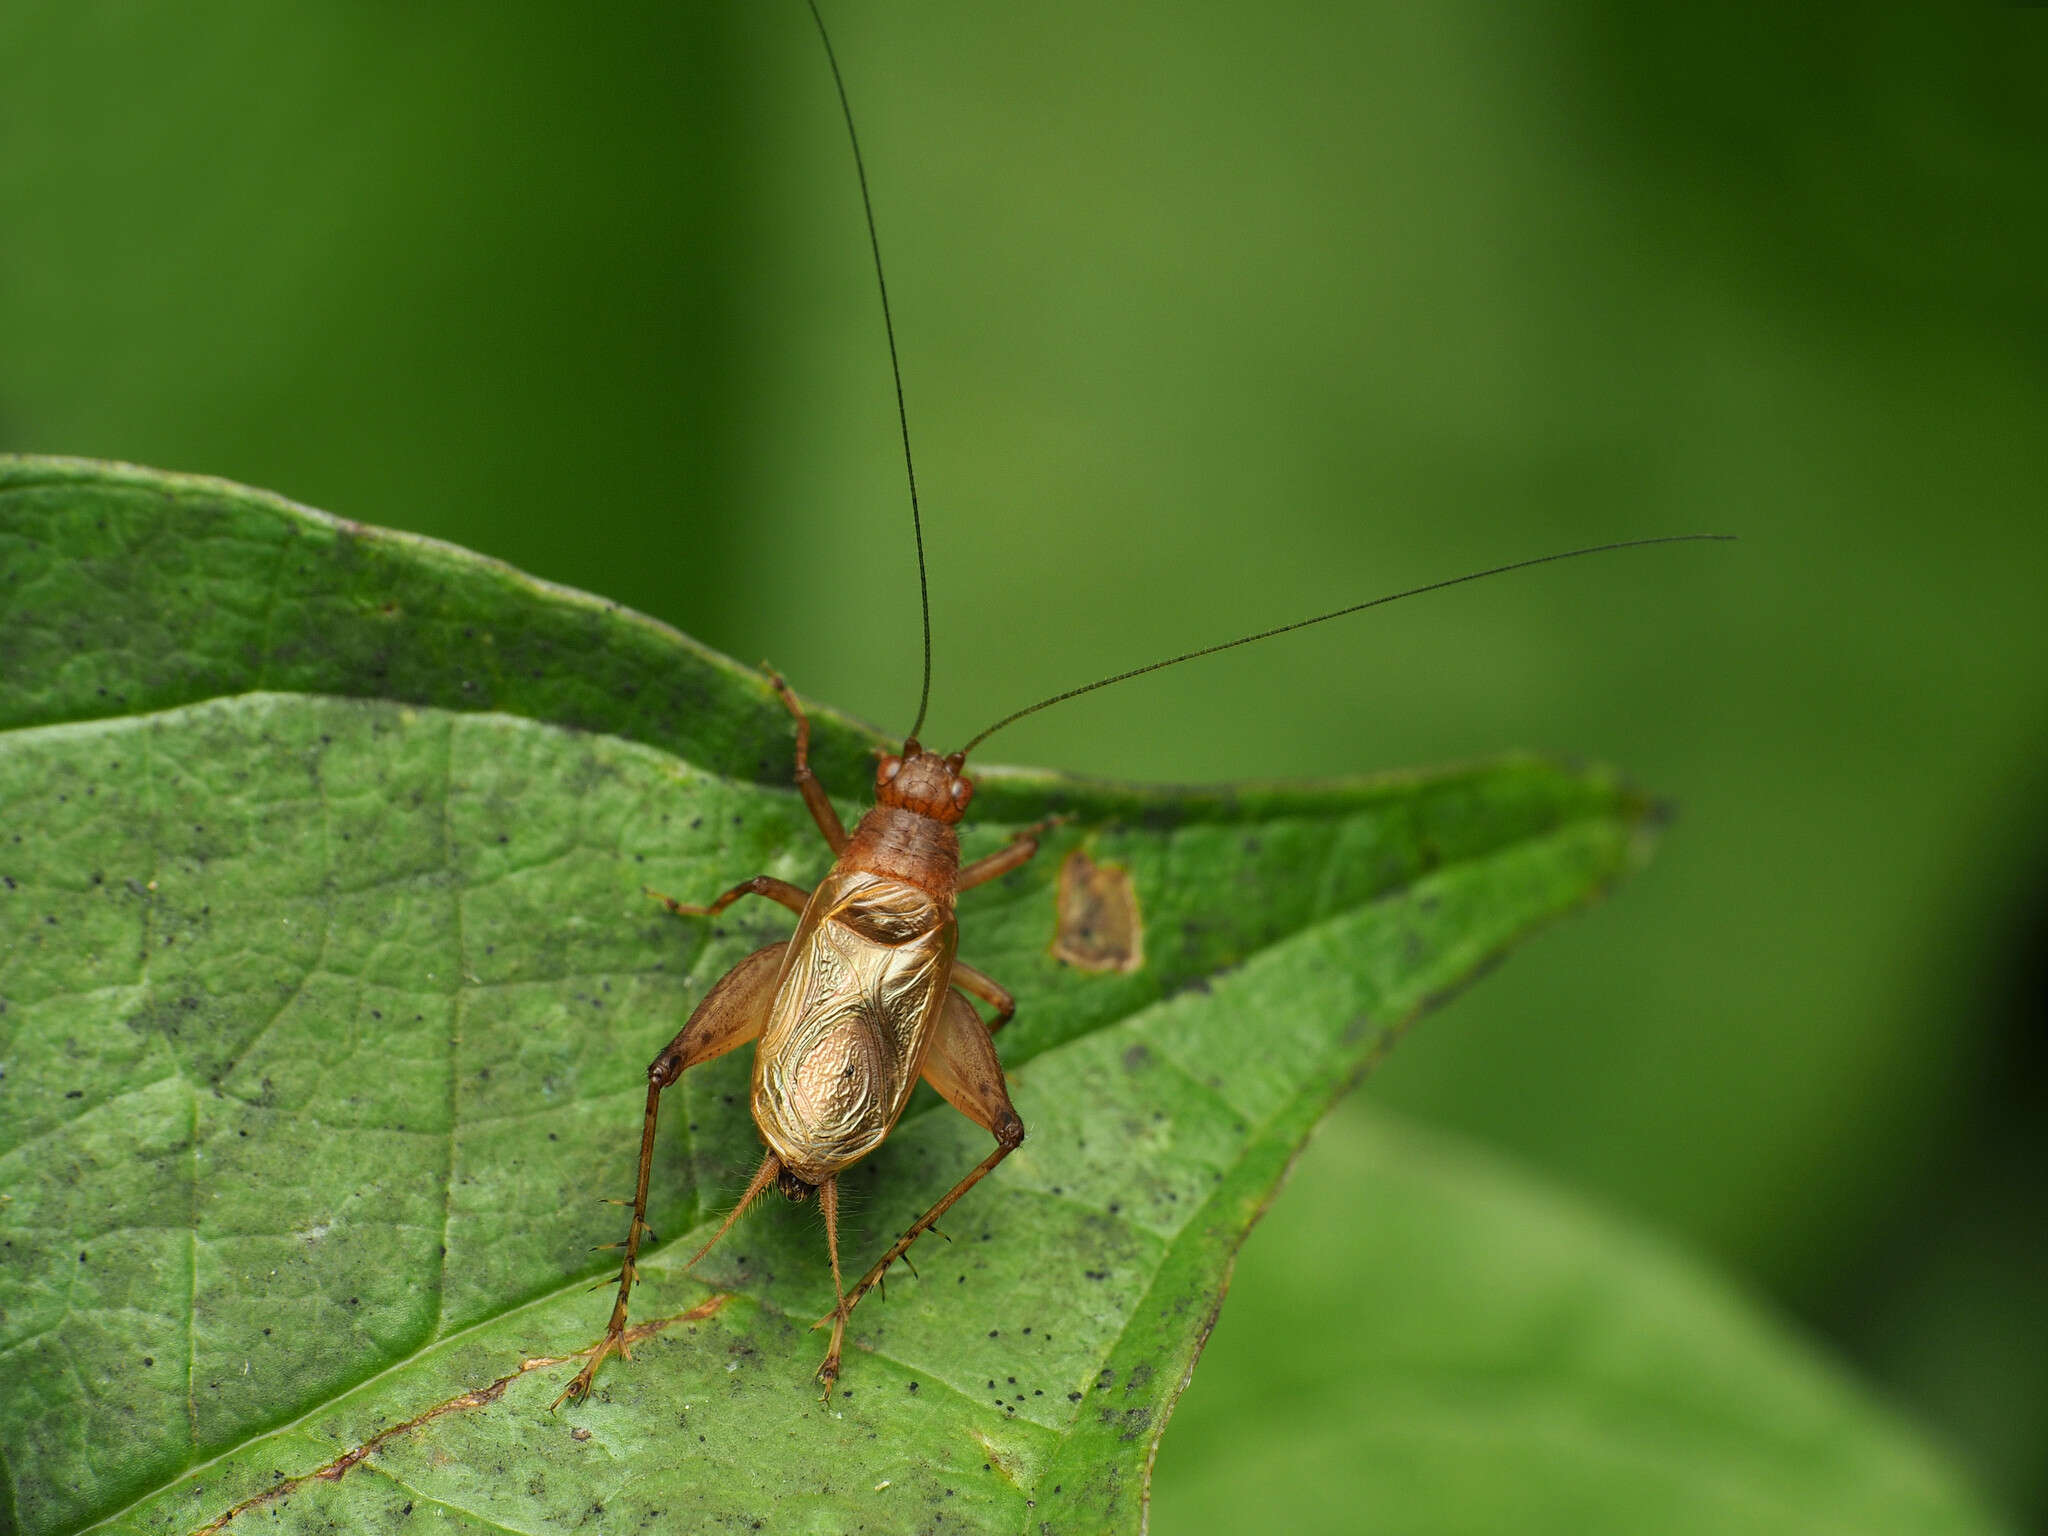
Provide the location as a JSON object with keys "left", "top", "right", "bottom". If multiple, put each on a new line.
{"left": 552, "top": 1, "right": 1730, "bottom": 1408}
{"left": 552, "top": 673, "right": 1051, "bottom": 1406}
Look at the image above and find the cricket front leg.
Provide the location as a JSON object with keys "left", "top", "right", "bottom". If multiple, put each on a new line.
{"left": 816, "top": 989, "right": 1025, "bottom": 1379}
{"left": 956, "top": 814, "right": 1062, "bottom": 891}
{"left": 765, "top": 668, "right": 849, "bottom": 853}
{"left": 552, "top": 940, "right": 787, "bottom": 1409}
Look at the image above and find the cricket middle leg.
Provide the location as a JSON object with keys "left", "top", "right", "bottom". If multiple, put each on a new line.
{"left": 956, "top": 815, "right": 1061, "bottom": 891}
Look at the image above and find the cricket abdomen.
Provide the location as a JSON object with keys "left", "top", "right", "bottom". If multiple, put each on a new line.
{"left": 781, "top": 1017, "right": 889, "bottom": 1161}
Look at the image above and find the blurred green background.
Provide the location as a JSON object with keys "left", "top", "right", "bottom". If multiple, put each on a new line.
{"left": 5, "top": 0, "right": 2044, "bottom": 1526}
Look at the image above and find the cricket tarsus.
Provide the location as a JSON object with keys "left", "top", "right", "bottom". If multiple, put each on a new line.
{"left": 959, "top": 533, "right": 1738, "bottom": 754}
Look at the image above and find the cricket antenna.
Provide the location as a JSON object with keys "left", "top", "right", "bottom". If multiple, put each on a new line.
{"left": 957, "top": 534, "right": 1735, "bottom": 756}
{"left": 804, "top": 0, "right": 933, "bottom": 742}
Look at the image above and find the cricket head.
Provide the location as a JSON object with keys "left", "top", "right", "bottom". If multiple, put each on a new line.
{"left": 875, "top": 739, "right": 973, "bottom": 823}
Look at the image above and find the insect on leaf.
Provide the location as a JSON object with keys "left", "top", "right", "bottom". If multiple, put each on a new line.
{"left": 4, "top": 458, "right": 1685, "bottom": 1534}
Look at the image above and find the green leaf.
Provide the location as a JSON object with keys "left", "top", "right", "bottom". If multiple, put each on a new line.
{"left": 1152, "top": 1108, "right": 2009, "bottom": 1536}
{"left": 0, "top": 456, "right": 877, "bottom": 794}
{"left": 0, "top": 458, "right": 1986, "bottom": 1536}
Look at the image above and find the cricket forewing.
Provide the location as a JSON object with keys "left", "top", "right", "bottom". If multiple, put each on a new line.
{"left": 753, "top": 866, "right": 960, "bottom": 1185}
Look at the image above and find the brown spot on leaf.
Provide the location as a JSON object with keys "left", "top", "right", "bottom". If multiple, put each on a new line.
{"left": 1051, "top": 850, "right": 1144, "bottom": 973}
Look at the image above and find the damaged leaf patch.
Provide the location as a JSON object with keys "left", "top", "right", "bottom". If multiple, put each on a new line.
{"left": 1052, "top": 849, "right": 1146, "bottom": 974}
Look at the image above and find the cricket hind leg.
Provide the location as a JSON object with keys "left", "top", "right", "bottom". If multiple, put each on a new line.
{"left": 551, "top": 940, "right": 787, "bottom": 1409}
{"left": 814, "top": 988, "right": 1025, "bottom": 1379}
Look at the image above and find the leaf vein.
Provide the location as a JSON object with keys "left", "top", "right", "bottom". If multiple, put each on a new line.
{"left": 355, "top": 1465, "right": 544, "bottom": 1536}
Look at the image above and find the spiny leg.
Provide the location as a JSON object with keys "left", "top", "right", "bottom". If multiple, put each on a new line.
{"left": 645, "top": 874, "right": 809, "bottom": 919}
{"left": 556, "top": 1142, "right": 782, "bottom": 1411}
{"left": 552, "top": 1075, "right": 663, "bottom": 1408}
{"left": 816, "top": 1175, "right": 850, "bottom": 1398}
{"left": 679, "top": 1147, "right": 784, "bottom": 1272}
{"left": 835, "top": 1147, "right": 1022, "bottom": 1330}
{"left": 552, "top": 941, "right": 786, "bottom": 1409}
{"left": 764, "top": 667, "right": 848, "bottom": 853}
{"left": 817, "top": 989, "right": 1025, "bottom": 1348}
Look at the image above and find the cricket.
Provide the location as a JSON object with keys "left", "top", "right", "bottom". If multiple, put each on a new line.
{"left": 552, "top": 1, "right": 1728, "bottom": 1408}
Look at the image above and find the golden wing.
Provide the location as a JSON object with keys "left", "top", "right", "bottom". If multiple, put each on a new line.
{"left": 751, "top": 868, "right": 956, "bottom": 1183}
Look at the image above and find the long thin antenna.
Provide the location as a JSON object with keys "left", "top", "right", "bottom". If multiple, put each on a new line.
{"left": 804, "top": 0, "right": 933, "bottom": 741}
{"left": 957, "top": 534, "right": 1735, "bottom": 755}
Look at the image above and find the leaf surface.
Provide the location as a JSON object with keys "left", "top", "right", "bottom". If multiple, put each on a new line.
{"left": 1150, "top": 1108, "right": 2007, "bottom": 1536}
{"left": 0, "top": 459, "right": 1991, "bottom": 1536}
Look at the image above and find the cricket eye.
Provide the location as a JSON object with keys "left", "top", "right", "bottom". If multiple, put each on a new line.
{"left": 879, "top": 757, "right": 903, "bottom": 782}
{"left": 951, "top": 779, "right": 973, "bottom": 809}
